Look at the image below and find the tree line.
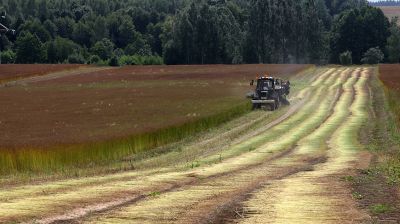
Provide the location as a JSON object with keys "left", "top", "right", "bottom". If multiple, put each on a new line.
{"left": 0, "top": 0, "right": 398, "bottom": 65}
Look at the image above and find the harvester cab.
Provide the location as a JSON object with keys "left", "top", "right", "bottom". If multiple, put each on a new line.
{"left": 249, "top": 76, "right": 290, "bottom": 111}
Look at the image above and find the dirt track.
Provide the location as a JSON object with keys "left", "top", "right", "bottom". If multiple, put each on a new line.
{"left": 0, "top": 67, "right": 375, "bottom": 223}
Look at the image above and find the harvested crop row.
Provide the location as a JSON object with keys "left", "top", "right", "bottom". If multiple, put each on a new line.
{"left": 239, "top": 68, "right": 371, "bottom": 224}
{"left": 197, "top": 68, "right": 346, "bottom": 165}
{"left": 77, "top": 68, "right": 346, "bottom": 222}
{"left": 76, "top": 69, "right": 351, "bottom": 223}
{"left": 0, "top": 68, "right": 329, "bottom": 223}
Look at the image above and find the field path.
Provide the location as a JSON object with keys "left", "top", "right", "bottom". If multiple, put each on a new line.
{"left": 0, "top": 67, "right": 374, "bottom": 223}
{"left": 0, "top": 66, "right": 113, "bottom": 87}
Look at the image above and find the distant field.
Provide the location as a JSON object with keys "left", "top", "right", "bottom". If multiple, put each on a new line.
{"left": 0, "top": 64, "right": 310, "bottom": 172}
{"left": 0, "top": 64, "right": 87, "bottom": 83}
{"left": 379, "top": 64, "right": 400, "bottom": 124}
{"left": 379, "top": 6, "right": 400, "bottom": 22}
{"left": 380, "top": 64, "right": 400, "bottom": 89}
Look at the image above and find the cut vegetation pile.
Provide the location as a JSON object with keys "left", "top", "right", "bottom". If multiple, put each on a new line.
{"left": 0, "top": 64, "right": 310, "bottom": 173}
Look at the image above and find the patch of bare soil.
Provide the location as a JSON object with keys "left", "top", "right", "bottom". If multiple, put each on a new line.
{"left": 351, "top": 167, "right": 400, "bottom": 223}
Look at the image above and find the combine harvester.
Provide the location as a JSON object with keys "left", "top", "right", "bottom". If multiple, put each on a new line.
{"left": 249, "top": 76, "right": 291, "bottom": 111}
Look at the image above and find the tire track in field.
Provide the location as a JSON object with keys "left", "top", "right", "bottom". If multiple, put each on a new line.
{"left": 0, "top": 68, "right": 338, "bottom": 223}
{"left": 0, "top": 66, "right": 113, "bottom": 87}
{"left": 73, "top": 69, "right": 353, "bottom": 223}
{"left": 238, "top": 68, "right": 372, "bottom": 224}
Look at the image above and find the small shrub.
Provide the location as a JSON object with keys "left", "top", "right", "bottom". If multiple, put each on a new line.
{"left": 341, "top": 175, "right": 355, "bottom": 182}
{"left": 361, "top": 47, "right": 384, "bottom": 65}
{"left": 352, "top": 192, "right": 363, "bottom": 200}
{"left": 143, "top": 55, "right": 164, "bottom": 65}
{"left": 108, "top": 55, "right": 119, "bottom": 67}
{"left": 119, "top": 55, "right": 139, "bottom": 65}
{"left": 1, "top": 50, "right": 16, "bottom": 64}
{"left": 339, "top": 51, "right": 352, "bottom": 65}
{"left": 148, "top": 191, "right": 161, "bottom": 197}
{"left": 119, "top": 55, "right": 164, "bottom": 66}
{"left": 369, "top": 204, "right": 393, "bottom": 215}
{"left": 88, "top": 55, "right": 101, "bottom": 64}
{"left": 68, "top": 53, "right": 86, "bottom": 64}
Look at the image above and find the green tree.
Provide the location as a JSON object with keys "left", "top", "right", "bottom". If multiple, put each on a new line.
{"left": 125, "top": 37, "right": 152, "bottom": 56}
{"left": 16, "top": 32, "right": 46, "bottom": 63}
{"left": 91, "top": 38, "right": 115, "bottom": 60}
{"left": 47, "top": 37, "right": 79, "bottom": 63}
{"left": 20, "top": 19, "right": 52, "bottom": 42}
{"left": 1, "top": 49, "right": 16, "bottom": 64}
{"left": 23, "top": 0, "right": 36, "bottom": 16}
{"left": 46, "top": 41, "right": 57, "bottom": 63}
{"left": 92, "top": 16, "right": 108, "bottom": 42}
{"left": 339, "top": 51, "right": 353, "bottom": 65}
{"left": 73, "top": 21, "right": 94, "bottom": 47}
{"left": 88, "top": 55, "right": 102, "bottom": 65}
{"left": 361, "top": 47, "right": 384, "bottom": 64}
{"left": 108, "top": 55, "right": 119, "bottom": 66}
{"left": 244, "top": 0, "right": 272, "bottom": 63}
{"left": 117, "top": 19, "right": 137, "bottom": 48}
{"left": 68, "top": 53, "right": 85, "bottom": 64}
{"left": 54, "top": 17, "right": 75, "bottom": 39}
{"left": 304, "top": 0, "right": 327, "bottom": 63}
{"left": 1, "top": 0, "right": 388, "bottom": 65}
{"left": 386, "top": 18, "right": 400, "bottom": 63}
{"left": 330, "top": 6, "right": 390, "bottom": 64}
{"left": 43, "top": 20, "right": 58, "bottom": 38}
{"left": 38, "top": 0, "right": 49, "bottom": 21}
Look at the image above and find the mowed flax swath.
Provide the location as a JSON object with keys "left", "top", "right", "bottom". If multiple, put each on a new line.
{"left": 0, "top": 64, "right": 310, "bottom": 173}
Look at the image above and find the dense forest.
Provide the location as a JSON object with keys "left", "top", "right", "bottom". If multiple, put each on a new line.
{"left": 0, "top": 0, "right": 398, "bottom": 65}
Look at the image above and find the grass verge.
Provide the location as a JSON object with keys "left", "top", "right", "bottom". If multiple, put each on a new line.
{"left": 350, "top": 67, "right": 400, "bottom": 221}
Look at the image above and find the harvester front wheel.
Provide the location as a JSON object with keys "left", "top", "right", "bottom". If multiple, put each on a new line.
{"left": 252, "top": 103, "right": 260, "bottom": 110}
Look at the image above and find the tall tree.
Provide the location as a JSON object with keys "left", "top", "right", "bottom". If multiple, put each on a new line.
{"left": 304, "top": 0, "right": 326, "bottom": 63}
{"left": 330, "top": 6, "right": 390, "bottom": 64}
{"left": 15, "top": 32, "right": 46, "bottom": 63}
{"left": 244, "top": 0, "right": 272, "bottom": 63}
{"left": 386, "top": 18, "right": 400, "bottom": 63}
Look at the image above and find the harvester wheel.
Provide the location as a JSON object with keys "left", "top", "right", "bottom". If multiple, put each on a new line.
{"left": 281, "top": 96, "right": 290, "bottom": 105}
{"left": 252, "top": 103, "right": 260, "bottom": 110}
{"left": 275, "top": 98, "right": 280, "bottom": 110}
{"left": 269, "top": 103, "right": 276, "bottom": 111}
